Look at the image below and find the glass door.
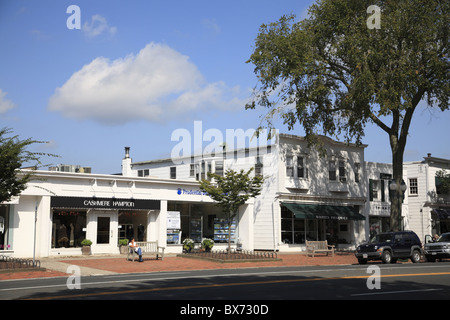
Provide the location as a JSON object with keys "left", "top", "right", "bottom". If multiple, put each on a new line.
{"left": 97, "top": 217, "right": 110, "bottom": 244}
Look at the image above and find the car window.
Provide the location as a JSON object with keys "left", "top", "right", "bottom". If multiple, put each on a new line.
{"left": 403, "top": 233, "right": 412, "bottom": 243}
{"left": 370, "top": 234, "right": 391, "bottom": 243}
{"left": 437, "top": 234, "right": 450, "bottom": 242}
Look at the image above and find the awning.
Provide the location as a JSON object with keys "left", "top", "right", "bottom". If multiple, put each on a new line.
{"left": 282, "top": 202, "right": 365, "bottom": 221}
{"left": 431, "top": 209, "right": 450, "bottom": 220}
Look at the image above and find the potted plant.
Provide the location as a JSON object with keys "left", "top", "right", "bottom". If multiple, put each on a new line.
{"left": 183, "top": 238, "right": 194, "bottom": 253}
{"left": 201, "top": 238, "right": 214, "bottom": 252}
{"left": 81, "top": 239, "right": 92, "bottom": 255}
{"left": 119, "top": 239, "right": 129, "bottom": 254}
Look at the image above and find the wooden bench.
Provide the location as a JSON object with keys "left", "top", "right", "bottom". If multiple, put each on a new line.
{"left": 305, "top": 240, "right": 335, "bottom": 257}
{"left": 127, "top": 241, "right": 165, "bottom": 261}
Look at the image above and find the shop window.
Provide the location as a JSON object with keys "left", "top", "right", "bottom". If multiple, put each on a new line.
{"left": 0, "top": 205, "right": 11, "bottom": 251}
{"left": 51, "top": 210, "right": 87, "bottom": 248}
{"left": 168, "top": 202, "right": 236, "bottom": 244}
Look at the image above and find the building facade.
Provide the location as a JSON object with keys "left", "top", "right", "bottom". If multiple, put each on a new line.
{"left": 3, "top": 132, "right": 448, "bottom": 258}
{"left": 123, "top": 133, "right": 367, "bottom": 252}
{"left": 402, "top": 154, "right": 450, "bottom": 241}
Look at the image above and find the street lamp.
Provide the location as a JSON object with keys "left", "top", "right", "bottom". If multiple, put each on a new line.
{"left": 389, "top": 179, "right": 407, "bottom": 231}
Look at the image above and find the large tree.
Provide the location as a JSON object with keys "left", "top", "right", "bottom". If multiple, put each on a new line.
{"left": 0, "top": 127, "right": 56, "bottom": 203}
{"left": 246, "top": 0, "right": 449, "bottom": 231}
{"left": 199, "top": 168, "right": 264, "bottom": 253}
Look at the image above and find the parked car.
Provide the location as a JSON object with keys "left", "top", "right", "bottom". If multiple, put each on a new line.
{"left": 424, "top": 232, "right": 450, "bottom": 262}
{"left": 355, "top": 231, "right": 422, "bottom": 264}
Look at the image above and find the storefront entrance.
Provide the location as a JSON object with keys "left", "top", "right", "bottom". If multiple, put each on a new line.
{"left": 89, "top": 210, "right": 118, "bottom": 254}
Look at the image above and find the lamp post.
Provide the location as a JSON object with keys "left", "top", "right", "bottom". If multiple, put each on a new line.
{"left": 389, "top": 179, "right": 407, "bottom": 231}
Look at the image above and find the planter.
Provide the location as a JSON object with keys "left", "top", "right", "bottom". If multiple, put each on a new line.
{"left": 82, "top": 245, "right": 91, "bottom": 255}
{"left": 119, "top": 245, "right": 129, "bottom": 254}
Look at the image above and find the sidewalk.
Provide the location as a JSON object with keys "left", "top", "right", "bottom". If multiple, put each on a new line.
{"left": 0, "top": 252, "right": 358, "bottom": 281}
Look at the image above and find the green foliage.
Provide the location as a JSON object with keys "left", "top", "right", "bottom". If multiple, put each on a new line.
{"left": 201, "top": 238, "right": 214, "bottom": 250}
{"left": 81, "top": 239, "right": 92, "bottom": 246}
{"left": 199, "top": 168, "right": 264, "bottom": 218}
{"left": 247, "top": 0, "right": 448, "bottom": 231}
{"left": 436, "top": 169, "right": 450, "bottom": 195}
{"left": 247, "top": 0, "right": 448, "bottom": 145}
{"left": 0, "top": 127, "right": 58, "bottom": 203}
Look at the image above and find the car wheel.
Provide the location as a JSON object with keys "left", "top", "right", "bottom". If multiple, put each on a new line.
{"left": 411, "top": 250, "right": 421, "bottom": 263}
{"left": 382, "top": 250, "right": 392, "bottom": 264}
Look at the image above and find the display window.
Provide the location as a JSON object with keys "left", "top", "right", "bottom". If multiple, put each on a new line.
{"left": 51, "top": 210, "right": 87, "bottom": 248}
{"left": 168, "top": 202, "right": 238, "bottom": 244}
{"left": 0, "top": 205, "right": 11, "bottom": 250}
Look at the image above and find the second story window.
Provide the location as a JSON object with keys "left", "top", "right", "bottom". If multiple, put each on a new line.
{"left": 329, "top": 160, "right": 336, "bottom": 181}
{"left": 255, "top": 156, "right": 263, "bottom": 177}
{"left": 354, "top": 162, "right": 360, "bottom": 183}
{"left": 409, "top": 178, "right": 418, "bottom": 195}
{"left": 338, "top": 160, "right": 346, "bottom": 182}
{"left": 297, "top": 157, "right": 306, "bottom": 178}
{"left": 170, "top": 167, "right": 176, "bottom": 179}
{"left": 286, "top": 155, "right": 294, "bottom": 177}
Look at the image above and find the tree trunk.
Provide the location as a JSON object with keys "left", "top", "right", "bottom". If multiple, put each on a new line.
{"left": 389, "top": 133, "right": 406, "bottom": 232}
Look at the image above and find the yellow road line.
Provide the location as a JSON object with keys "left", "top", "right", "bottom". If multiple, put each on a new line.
{"left": 27, "top": 272, "right": 450, "bottom": 300}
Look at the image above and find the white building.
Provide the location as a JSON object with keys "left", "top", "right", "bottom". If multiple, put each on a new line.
{"left": 4, "top": 132, "right": 445, "bottom": 258}
{"left": 123, "top": 133, "right": 367, "bottom": 252}
{"left": 365, "top": 161, "right": 393, "bottom": 237}
{"left": 402, "top": 154, "right": 450, "bottom": 241}
{"left": 0, "top": 169, "right": 257, "bottom": 258}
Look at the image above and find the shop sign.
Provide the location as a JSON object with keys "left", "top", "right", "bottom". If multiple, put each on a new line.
{"left": 177, "top": 188, "right": 208, "bottom": 196}
{"left": 51, "top": 196, "right": 160, "bottom": 210}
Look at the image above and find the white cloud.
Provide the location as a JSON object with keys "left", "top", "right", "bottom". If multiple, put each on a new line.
{"left": 0, "top": 89, "right": 16, "bottom": 114}
{"left": 47, "top": 43, "right": 245, "bottom": 124}
{"left": 82, "top": 14, "right": 117, "bottom": 38}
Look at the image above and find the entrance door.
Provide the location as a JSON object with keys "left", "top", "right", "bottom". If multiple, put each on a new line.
{"left": 89, "top": 211, "right": 118, "bottom": 254}
{"left": 97, "top": 217, "right": 110, "bottom": 244}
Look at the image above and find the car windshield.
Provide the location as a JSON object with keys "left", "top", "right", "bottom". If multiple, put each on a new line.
{"left": 437, "top": 234, "right": 450, "bottom": 242}
{"left": 369, "top": 234, "right": 392, "bottom": 243}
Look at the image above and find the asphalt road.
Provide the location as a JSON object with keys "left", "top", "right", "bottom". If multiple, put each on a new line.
{"left": 1, "top": 262, "right": 449, "bottom": 305}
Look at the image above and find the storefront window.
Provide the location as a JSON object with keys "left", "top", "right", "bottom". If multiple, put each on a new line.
{"left": 281, "top": 206, "right": 348, "bottom": 245}
{"left": 52, "top": 210, "right": 86, "bottom": 248}
{"left": 168, "top": 202, "right": 237, "bottom": 244}
{"left": 0, "top": 205, "right": 11, "bottom": 250}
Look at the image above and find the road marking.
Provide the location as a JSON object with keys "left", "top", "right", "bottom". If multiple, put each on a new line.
{"left": 25, "top": 271, "right": 450, "bottom": 300}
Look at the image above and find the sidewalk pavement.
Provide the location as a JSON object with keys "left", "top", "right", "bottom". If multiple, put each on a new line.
{"left": 0, "top": 252, "right": 359, "bottom": 281}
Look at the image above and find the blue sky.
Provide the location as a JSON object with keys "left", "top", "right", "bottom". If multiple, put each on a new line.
{"left": 0, "top": 0, "right": 448, "bottom": 174}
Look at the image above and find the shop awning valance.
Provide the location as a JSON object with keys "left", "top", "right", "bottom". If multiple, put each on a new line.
{"left": 282, "top": 202, "right": 365, "bottom": 221}
{"left": 431, "top": 209, "right": 450, "bottom": 220}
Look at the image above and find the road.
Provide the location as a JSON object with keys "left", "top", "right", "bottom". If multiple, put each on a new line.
{"left": 1, "top": 262, "right": 449, "bottom": 305}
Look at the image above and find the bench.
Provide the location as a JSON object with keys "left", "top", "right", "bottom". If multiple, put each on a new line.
{"left": 305, "top": 240, "right": 335, "bottom": 257}
{"left": 127, "top": 241, "right": 165, "bottom": 262}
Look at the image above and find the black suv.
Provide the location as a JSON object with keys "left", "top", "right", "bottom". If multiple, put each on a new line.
{"left": 355, "top": 231, "right": 423, "bottom": 264}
